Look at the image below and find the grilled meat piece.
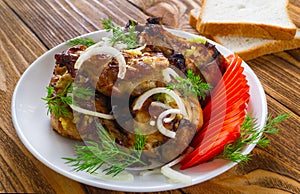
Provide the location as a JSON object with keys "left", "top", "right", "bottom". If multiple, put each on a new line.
{"left": 47, "top": 19, "right": 228, "bottom": 168}
{"left": 139, "top": 24, "right": 226, "bottom": 87}
{"left": 84, "top": 50, "right": 170, "bottom": 97}
{"left": 54, "top": 45, "right": 87, "bottom": 77}
{"left": 49, "top": 45, "right": 87, "bottom": 140}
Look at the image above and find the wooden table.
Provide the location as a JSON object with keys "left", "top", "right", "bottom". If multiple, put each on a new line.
{"left": 1, "top": 0, "right": 299, "bottom": 193}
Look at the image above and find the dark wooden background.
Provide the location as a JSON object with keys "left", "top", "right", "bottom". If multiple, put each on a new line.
{"left": 1, "top": 0, "right": 299, "bottom": 193}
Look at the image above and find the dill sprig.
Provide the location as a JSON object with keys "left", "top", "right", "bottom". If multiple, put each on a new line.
{"left": 101, "top": 18, "right": 138, "bottom": 49}
{"left": 134, "top": 129, "right": 147, "bottom": 158}
{"left": 42, "top": 82, "right": 94, "bottom": 118}
{"left": 42, "top": 82, "right": 73, "bottom": 118}
{"left": 70, "top": 84, "right": 94, "bottom": 100}
{"left": 167, "top": 69, "right": 211, "bottom": 99}
{"left": 63, "top": 124, "right": 147, "bottom": 176}
{"left": 222, "top": 113, "right": 290, "bottom": 164}
{"left": 66, "top": 37, "right": 96, "bottom": 47}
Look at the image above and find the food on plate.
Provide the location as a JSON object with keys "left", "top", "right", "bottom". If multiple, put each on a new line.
{"left": 190, "top": 8, "right": 300, "bottom": 61}
{"left": 44, "top": 17, "right": 227, "bottom": 169}
{"left": 180, "top": 54, "right": 250, "bottom": 169}
{"left": 42, "top": 18, "right": 287, "bottom": 183}
{"left": 196, "top": 0, "right": 296, "bottom": 40}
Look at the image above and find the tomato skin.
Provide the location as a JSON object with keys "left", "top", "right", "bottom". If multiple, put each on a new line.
{"left": 203, "top": 70, "right": 249, "bottom": 122}
{"left": 203, "top": 96, "right": 248, "bottom": 126}
{"left": 180, "top": 54, "right": 249, "bottom": 169}
{"left": 180, "top": 129, "right": 240, "bottom": 169}
{"left": 203, "top": 92, "right": 249, "bottom": 124}
{"left": 191, "top": 111, "right": 245, "bottom": 148}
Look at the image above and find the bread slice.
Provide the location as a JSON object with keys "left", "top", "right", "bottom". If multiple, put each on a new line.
{"left": 190, "top": 8, "right": 300, "bottom": 61}
{"left": 212, "top": 31, "right": 300, "bottom": 60}
{"left": 196, "top": 0, "right": 296, "bottom": 40}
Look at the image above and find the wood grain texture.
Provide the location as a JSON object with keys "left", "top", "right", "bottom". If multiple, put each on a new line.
{"left": 129, "top": 0, "right": 201, "bottom": 33}
{"left": 1, "top": 0, "right": 299, "bottom": 193}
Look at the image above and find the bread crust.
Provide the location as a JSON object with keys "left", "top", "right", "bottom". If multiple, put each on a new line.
{"left": 198, "top": 22, "right": 296, "bottom": 40}
{"left": 196, "top": 0, "right": 296, "bottom": 40}
{"left": 189, "top": 9, "right": 199, "bottom": 29}
{"left": 212, "top": 32, "right": 300, "bottom": 60}
{"left": 190, "top": 8, "right": 300, "bottom": 61}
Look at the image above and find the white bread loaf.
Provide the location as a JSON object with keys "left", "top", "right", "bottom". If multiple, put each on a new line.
{"left": 190, "top": 8, "right": 300, "bottom": 61}
{"left": 196, "top": 0, "right": 296, "bottom": 40}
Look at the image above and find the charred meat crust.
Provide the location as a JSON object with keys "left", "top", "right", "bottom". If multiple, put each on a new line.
{"left": 48, "top": 19, "right": 226, "bottom": 166}
{"left": 139, "top": 24, "right": 226, "bottom": 87}
{"left": 54, "top": 45, "right": 87, "bottom": 77}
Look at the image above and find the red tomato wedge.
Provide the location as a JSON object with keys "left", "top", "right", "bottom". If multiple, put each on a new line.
{"left": 190, "top": 112, "right": 246, "bottom": 148}
{"left": 203, "top": 89, "right": 250, "bottom": 123}
{"left": 180, "top": 129, "right": 240, "bottom": 168}
{"left": 180, "top": 54, "right": 250, "bottom": 170}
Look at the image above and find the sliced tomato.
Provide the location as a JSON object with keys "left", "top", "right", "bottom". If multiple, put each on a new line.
{"left": 180, "top": 128, "right": 240, "bottom": 169}
{"left": 213, "top": 76, "right": 248, "bottom": 101}
{"left": 208, "top": 72, "right": 248, "bottom": 105}
{"left": 212, "top": 56, "right": 243, "bottom": 94}
{"left": 197, "top": 126, "right": 241, "bottom": 154}
{"left": 180, "top": 54, "right": 250, "bottom": 169}
{"left": 203, "top": 89, "right": 249, "bottom": 124}
{"left": 204, "top": 92, "right": 249, "bottom": 123}
{"left": 203, "top": 74, "right": 249, "bottom": 120}
{"left": 213, "top": 68, "right": 244, "bottom": 96}
{"left": 191, "top": 111, "right": 246, "bottom": 147}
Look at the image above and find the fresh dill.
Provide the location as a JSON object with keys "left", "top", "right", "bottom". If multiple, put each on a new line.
{"left": 222, "top": 113, "right": 290, "bottom": 164}
{"left": 66, "top": 37, "right": 96, "bottom": 47}
{"left": 63, "top": 125, "right": 147, "bottom": 176}
{"left": 133, "top": 129, "right": 147, "bottom": 158}
{"left": 70, "top": 84, "right": 94, "bottom": 101}
{"left": 42, "top": 82, "right": 94, "bottom": 118}
{"left": 167, "top": 69, "right": 211, "bottom": 99}
{"left": 101, "top": 18, "right": 138, "bottom": 49}
{"left": 42, "top": 82, "right": 73, "bottom": 118}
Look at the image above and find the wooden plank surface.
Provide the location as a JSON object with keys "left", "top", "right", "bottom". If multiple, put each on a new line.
{"left": 1, "top": 0, "right": 299, "bottom": 193}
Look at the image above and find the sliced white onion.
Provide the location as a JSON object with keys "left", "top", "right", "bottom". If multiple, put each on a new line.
{"left": 163, "top": 115, "right": 176, "bottom": 123}
{"left": 149, "top": 120, "right": 156, "bottom": 126}
{"left": 86, "top": 38, "right": 111, "bottom": 51}
{"left": 163, "top": 155, "right": 184, "bottom": 169}
{"left": 151, "top": 101, "right": 172, "bottom": 109}
{"left": 114, "top": 42, "right": 128, "bottom": 51}
{"left": 124, "top": 44, "right": 146, "bottom": 56}
{"left": 161, "top": 155, "right": 192, "bottom": 184}
{"left": 102, "top": 37, "right": 112, "bottom": 46}
{"left": 157, "top": 109, "right": 182, "bottom": 138}
{"left": 139, "top": 168, "right": 161, "bottom": 176}
{"left": 86, "top": 31, "right": 113, "bottom": 51}
{"left": 133, "top": 87, "right": 188, "bottom": 117}
{"left": 74, "top": 46, "right": 127, "bottom": 79}
{"left": 162, "top": 67, "right": 180, "bottom": 82}
{"left": 151, "top": 101, "right": 176, "bottom": 123}
{"left": 69, "top": 104, "right": 114, "bottom": 120}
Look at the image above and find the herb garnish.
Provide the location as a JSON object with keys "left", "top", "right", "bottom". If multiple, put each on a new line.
{"left": 42, "top": 82, "right": 73, "bottom": 118}
{"left": 188, "top": 37, "right": 207, "bottom": 44}
{"left": 42, "top": 82, "right": 94, "bottom": 118}
{"left": 66, "top": 37, "right": 96, "bottom": 47}
{"left": 70, "top": 84, "right": 94, "bottom": 101}
{"left": 101, "top": 18, "right": 138, "bottom": 49}
{"left": 222, "top": 114, "right": 290, "bottom": 164}
{"left": 63, "top": 125, "right": 147, "bottom": 176}
{"left": 167, "top": 69, "right": 211, "bottom": 99}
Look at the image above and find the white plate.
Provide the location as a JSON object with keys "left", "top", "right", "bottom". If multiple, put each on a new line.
{"left": 11, "top": 29, "right": 267, "bottom": 192}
